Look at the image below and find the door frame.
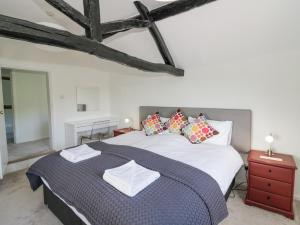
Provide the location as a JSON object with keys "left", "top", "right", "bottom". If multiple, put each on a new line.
{"left": 0, "top": 64, "right": 54, "bottom": 173}
{"left": 0, "top": 68, "right": 8, "bottom": 178}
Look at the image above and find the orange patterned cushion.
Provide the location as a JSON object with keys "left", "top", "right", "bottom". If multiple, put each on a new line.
{"left": 142, "top": 113, "right": 166, "bottom": 136}
{"left": 182, "top": 115, "right": 219, "bottom": 143}
{"left": 166, "top": 110, "right": 189, "bottom": 134}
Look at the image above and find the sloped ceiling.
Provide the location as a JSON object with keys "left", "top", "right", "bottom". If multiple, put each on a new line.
{"left": 0, "top": 0, "right": 168, "bottom": 34}
{"left": 104, "top": 0, "right": 300, "bottom": 68}
{"left": 0, "top": 0, "right": 300, "bottom": 75}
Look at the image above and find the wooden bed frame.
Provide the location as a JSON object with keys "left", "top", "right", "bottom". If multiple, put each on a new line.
{"left": 43, "top": 178, "right": 236, "bottom": 225}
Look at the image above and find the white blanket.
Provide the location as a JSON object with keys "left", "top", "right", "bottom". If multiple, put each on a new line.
{"left": 104, "top": 131, "right": 244, "bottom": 194}
{"left": 60, "top": 144, "right": 101, "bottom": 163}
{"left": 103, "top": 160, "right": 160, "bottom": 197}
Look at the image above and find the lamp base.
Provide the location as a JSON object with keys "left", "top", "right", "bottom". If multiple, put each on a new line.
{"left": 265, "top": 149, "right": 275, "bottom": 157}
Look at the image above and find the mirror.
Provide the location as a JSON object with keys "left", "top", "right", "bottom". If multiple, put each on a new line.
{"left": 76, "top": 87, "right": 100, "bottom": 112}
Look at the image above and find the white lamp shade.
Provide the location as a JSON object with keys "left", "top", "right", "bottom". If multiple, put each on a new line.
{"left": 123, "top": 117, "right": 133, "bottom": 127}
{"left": 265, "top": 135, "right": 274, "bottom": 144}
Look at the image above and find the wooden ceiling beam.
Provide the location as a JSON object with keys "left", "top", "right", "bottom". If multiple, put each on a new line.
{"left": 44, "top": 0, "right": 149, "bottom": 40}
{"left": 146, "top": 0, "right": 216, "bottom": 22}
{"left": 134, "top": 1, "right": 175, "bottom": 67}
{"left": 83, "top": 0, "right": 102, "bottom": 42}
{"left": 44, "top": 0, "right": 216, "bottom": 41}
{"left": 0, "top": 14, "right": 184, "bottom": 76}
{"left": 104, "top": 0, "right": 216, "bottom": 39}
{"left": 44, "top": 0, "right": 89, "bottom": 29}
{"left": 102, "top": 19, "right": 150, "bottom": 35}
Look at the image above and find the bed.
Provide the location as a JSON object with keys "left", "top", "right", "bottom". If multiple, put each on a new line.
{"left": 27, "top": 106, "right": 251, "bottom": 225}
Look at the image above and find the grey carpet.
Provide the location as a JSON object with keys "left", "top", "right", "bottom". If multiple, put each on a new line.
{"left": 0, "top": 170, "right": 299, "bottom": 225}
{"left": 8, "top": 138, "right": 52, "bottom": 163}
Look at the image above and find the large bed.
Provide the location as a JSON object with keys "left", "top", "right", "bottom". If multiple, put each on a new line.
{"left": 27, "top": 106, "right": 251, "bottom": 225}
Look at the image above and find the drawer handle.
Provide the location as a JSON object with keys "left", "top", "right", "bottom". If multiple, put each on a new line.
{"left": 267, "top": 183, "right": 271, "bottom": 187}
{"left": 268, "top": 169, "right": 272, "bottom": 173}
{"left": 267, "top": 196, "right": 271, "bottom": 200}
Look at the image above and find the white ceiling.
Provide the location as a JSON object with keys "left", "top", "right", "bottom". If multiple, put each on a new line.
{"left": 1, "top": 0, "right": 299, "bottom": 76}
{"left": 0, "top": 0, "right": 168, "bottom": 34}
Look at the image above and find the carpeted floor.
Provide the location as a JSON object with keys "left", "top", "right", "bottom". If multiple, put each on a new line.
{"left": 0, "top": 170, "right": 299, "bottom": 225}
{"left": 8, "top": 138, "right": 52, "bottom": 163}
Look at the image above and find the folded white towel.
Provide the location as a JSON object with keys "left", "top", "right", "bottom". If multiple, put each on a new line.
{"left": 60, "top": 144, "right": 101, "bottom": 163}
{"left": 103, "top": 160, "right": 160, "bottom": 197}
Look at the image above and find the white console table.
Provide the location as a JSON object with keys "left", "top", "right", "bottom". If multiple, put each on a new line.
{"left": 65, "top": 117, "right": 119, "bottom": 147}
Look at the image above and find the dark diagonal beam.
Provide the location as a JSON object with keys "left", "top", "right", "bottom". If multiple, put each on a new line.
{"left": 83, "top": 0, "right": 102, "bottom": 41}
{"left": 134, "top": 1, "right": 175, "bottom": 66}
{"left": 147, "top": 0, "right": 216, "bottom": 22}
{"left": 104, "top": 0, "right": 217, "bottom": 39}
{"left": 0, "top": 14, "right": 184, "bottom": 76}
{"left": 44, "top": 0, "right": 89, "bottom": 28}
{"left": 102, "top": 19, "right": 150, "bottom": 34}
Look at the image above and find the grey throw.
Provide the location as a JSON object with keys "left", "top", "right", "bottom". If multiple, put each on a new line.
{"left": 27, "top": 142, "right": 228, "bottom": 225}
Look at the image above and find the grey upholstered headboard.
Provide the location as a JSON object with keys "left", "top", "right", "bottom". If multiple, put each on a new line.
{"left": 139, "top": 106, "right": 251, "bottom": 153}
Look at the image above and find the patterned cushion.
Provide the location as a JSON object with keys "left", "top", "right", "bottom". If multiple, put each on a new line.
{"left": 182, "top": 114, "right": 219, "bottom": 144}
{"left": 142, "top": 113, "right": 166, "bottom": 136}
{"left": 166, "top": 110, "right": 189, "bottom": 134}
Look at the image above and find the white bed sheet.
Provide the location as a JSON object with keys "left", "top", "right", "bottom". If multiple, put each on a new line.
{"left": 104, "top": 131, "right": 244, "bottom": 195}
{"left": 42, "top": 131, "right": 243, "bottom": 224}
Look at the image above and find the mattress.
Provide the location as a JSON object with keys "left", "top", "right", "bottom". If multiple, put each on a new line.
{"left": 42, "top": 131, "right": 243, "bottom": 225}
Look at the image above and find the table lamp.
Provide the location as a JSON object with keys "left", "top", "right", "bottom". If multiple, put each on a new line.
{"left": 123, "top": 117, "right": 133, "bottom": 129}
{"left": 265, "top": 134, "right": 274, "bottom": 156}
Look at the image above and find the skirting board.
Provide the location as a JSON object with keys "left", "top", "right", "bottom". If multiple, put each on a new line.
{"left": 295, "top": 194, "right": 300, "bottom": 201}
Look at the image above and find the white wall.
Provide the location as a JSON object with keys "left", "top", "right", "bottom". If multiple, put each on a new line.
{"left": 0, "top": 0, "right": 299, "bottom": 198}
{"left": 109, "top": 51, "right": 300, "bottom": 199}
{"left": 107, "top": 0, "right": 300, "bottom": 198}
{"left": 12, "top": 69, "right": 49, "bottom": 143}
{"left": 0, "top": 39, "right": 112, "bottom": 151}
{"left": 77, "top": 87, "right": 100, "bottom": 111}
{"left": 49, "top": 67, "right": 111, "bottom": 150}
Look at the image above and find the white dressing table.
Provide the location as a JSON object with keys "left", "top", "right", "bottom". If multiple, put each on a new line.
{"left": 65, "top": 117, "right": 119, "bottom": 147}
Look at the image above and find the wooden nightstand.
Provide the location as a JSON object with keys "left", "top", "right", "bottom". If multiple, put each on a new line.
{"left": 245, "top": 150, "right": 297, "bottom": 219}
{"left": 113, "top": 128, "right": 137, "bottom": 137}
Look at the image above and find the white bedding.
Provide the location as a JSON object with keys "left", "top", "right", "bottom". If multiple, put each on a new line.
{"left": 104, "top": 131, "right": 244, "bottom": 194}
{"left": 43, "top": 131, "right": 243, "bottom": 224}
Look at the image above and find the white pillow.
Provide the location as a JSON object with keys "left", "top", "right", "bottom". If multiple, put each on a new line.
{"left": 160, "top": 117, "right": 170, "bottom": 124}
{"left": 159, "top": 117, "right": 170, "bottom": 134}
{"left": 188, "top": 116, "right": 233, "bottom": 146}
{"left": 146, "top": 115, "right": 169, "bottom": 124}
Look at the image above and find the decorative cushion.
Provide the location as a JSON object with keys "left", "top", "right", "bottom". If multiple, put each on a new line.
{"left": 142, "top": 113, "right": 166, "bottom": 136}
{"left": 166, "top": 110, "right": 189, "bottom": 134}
{"left": 188, "top": 116, "right": 233, "bottom": 146}
{"left": 182, "top": 114, "right": 219, "bottom": 144}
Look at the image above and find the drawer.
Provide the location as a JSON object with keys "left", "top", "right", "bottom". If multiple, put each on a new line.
{"left": 249, "top": 162, "right": 293, "bottom": 183}
{"left": 249, "top": 175, "right": 292, "bottom": 197}
{"left": 248, "top": 188, "right": 291, "bottom": 211}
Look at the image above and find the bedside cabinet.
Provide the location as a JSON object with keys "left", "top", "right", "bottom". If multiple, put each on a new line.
{"left": 245, "top": 150, "right": 297, "bottom": 219}
{"left": 113, "top": 128, "right": 137, "bottom": 137}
